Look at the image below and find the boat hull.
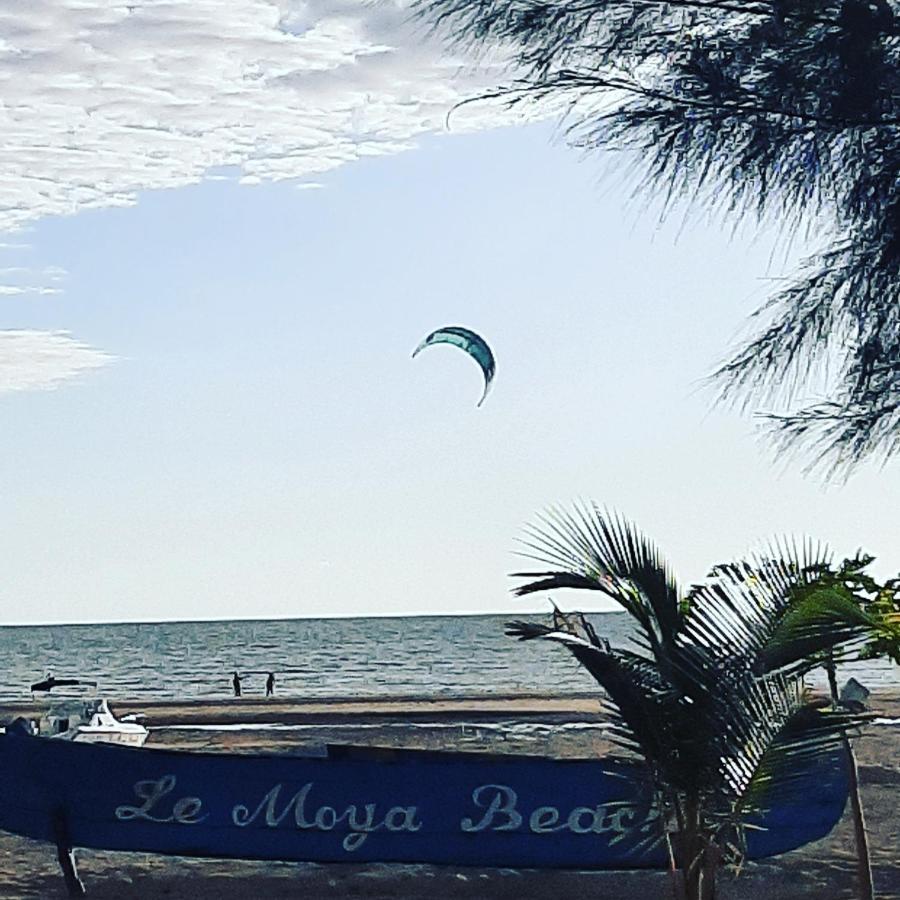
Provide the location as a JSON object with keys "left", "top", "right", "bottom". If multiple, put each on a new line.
{"left": 67, "top": 729, "right": 148, "bottom": 748}
{"left": 0, "top": 733, "right": 848, "bottom": 869}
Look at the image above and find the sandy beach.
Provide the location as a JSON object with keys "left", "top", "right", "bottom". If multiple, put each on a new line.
{"left": 0, "top": 692, "right": 896, "bottom": 899}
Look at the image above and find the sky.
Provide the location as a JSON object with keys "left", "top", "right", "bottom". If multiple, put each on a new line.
{"left": 0, "top": 0, "right": 897, "bottom": 625}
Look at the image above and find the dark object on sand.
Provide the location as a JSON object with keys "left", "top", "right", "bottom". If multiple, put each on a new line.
{"left": 840, "top": 677, "right": 871, "bottom": 713}
{"left": 4, "top": 717, "right": 34, "bottom": 737}
{"left": 231, "top": 672, "right": 242, "bottom": 698}
{"left": 0, "top": 730, "right": 850, "bottom": 895}
{"left": 30, "top": 676, "right": 98, "bottom": 694}
{"left": 265, "top": 672, "right": 275, "bottom": 697}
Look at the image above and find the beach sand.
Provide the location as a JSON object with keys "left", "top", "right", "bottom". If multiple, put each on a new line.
{"left": 0, "top": 693, "right": 896, "bottom": 899}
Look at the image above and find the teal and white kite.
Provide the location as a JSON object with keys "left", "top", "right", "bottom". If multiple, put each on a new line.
{"left": 412, "top": 326, "right": 496, "bottom": 407}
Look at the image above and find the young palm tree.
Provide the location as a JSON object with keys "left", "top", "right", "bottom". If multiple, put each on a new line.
{"left": 506, "top": 503, "right": 874, "bottom": 900}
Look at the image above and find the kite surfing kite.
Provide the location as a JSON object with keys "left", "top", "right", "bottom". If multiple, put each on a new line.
{"left": 412, "top": 326, "right": 495, "bottom": 407}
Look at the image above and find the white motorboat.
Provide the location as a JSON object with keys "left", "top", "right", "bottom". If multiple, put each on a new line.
{"left": 38, "top": 697, "right": 148, "bottom": 747}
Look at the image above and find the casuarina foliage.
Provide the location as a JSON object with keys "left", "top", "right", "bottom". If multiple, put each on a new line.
{"left": 418, "top": 0, "right": 900, "bottom": 475}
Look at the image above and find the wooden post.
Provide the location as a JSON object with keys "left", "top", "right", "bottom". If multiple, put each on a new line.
{"left": 842, "top": 731, "right": 875, "bottom": 900}
{"left": 827, "top": 660, "right": 874, "bottom": 900}
{"left": 52, "top": 808, "right": 86, "bottom": 897}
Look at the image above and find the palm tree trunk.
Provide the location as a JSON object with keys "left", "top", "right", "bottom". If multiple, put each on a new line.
{"left": 827, "top": 659, "right": 874, "bottom": 900}
{"left": 699, "top": 842, "right": 722, "bottom": 900}
{"left": 670, "top": 833, "right": 698, "bottom": 900}
{"left": 671, "top": 799, "right": 710, "bottom": 900}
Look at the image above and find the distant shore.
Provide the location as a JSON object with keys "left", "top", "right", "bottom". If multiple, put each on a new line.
{"left": 0, "top": 693, "right": 896, "bottom": 898}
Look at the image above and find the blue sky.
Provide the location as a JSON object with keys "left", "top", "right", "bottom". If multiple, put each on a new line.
{"left": 0, "top": 2, "right": 897, "bottom": 624}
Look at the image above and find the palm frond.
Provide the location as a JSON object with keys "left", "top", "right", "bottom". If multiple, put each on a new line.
{"left": 735, "top": 703, "right": 874, "bottom": 820}
{"left": 760, "top": 586, "right": 876, "bottom": 672}
{"left": 504, "top": 620, "right": 553, "bottom": 641}
{"left": 503, "top": 622, "right": 677, "bottom": 766}
{"left": 509, "top": 571, "right": 606, "bottom": 596}
{"left": 682, "top": 539, "right": 855, "bottom": 675}
{"left": 513, "top": 503, "right": 683, "bottom": 653}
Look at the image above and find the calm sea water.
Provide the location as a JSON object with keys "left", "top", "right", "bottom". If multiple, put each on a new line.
{"left": 0, "top": 613, "right": 895, "bottom": 703}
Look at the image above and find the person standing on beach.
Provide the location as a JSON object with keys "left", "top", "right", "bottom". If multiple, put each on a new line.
{"left": 232, "top": 671, "right": 242, "bottom": 697}
{"left": 265, "top": 672, "right": 275, "bottom": 697}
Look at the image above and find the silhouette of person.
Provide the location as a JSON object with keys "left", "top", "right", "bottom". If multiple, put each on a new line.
{"left": 266, "top": 672, "right": 275, "bottom": 697}
{"left": 232, "top": 672, "right": 242, "bottom": 697}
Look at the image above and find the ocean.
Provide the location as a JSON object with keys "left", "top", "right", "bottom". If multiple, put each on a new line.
{"left": 0, "top": 612, "right": 896, "bottom": 703}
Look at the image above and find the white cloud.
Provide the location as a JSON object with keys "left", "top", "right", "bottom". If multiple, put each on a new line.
{"left": 43, "top": 265, "right": 68, "bottom": 282}
{"left": 0, "top": 2, "right": 539, "bottom": 395}
{"left": 0, "top": 330, "right": 114, "bottom": 394}
{"left": 0, "top": 265, "right": 67, "bottom": 296}
{"left": 0, "top": 285, "right": 63, "bottom": 296}
{"left": 0, "top": 0, "right": 537, "bottom": 234}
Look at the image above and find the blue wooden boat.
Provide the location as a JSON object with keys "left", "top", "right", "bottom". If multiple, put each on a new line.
{"left": 0, "top": 730, "right": 848, "bottom": 893}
